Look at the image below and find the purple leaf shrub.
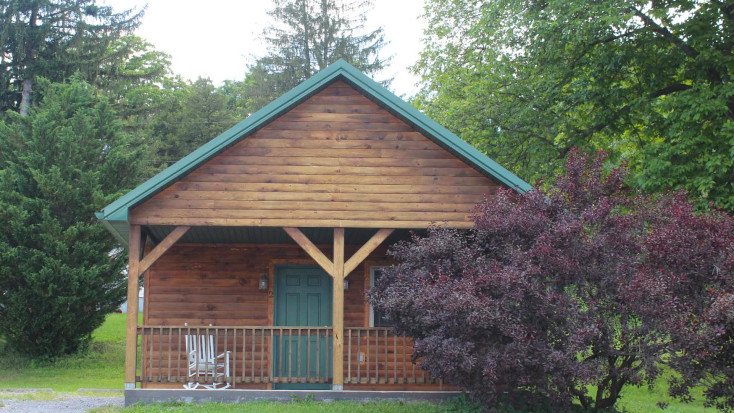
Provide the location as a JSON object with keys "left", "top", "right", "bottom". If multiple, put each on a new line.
{"left": 370, "top": 150, "right": 734, "bottom": 411}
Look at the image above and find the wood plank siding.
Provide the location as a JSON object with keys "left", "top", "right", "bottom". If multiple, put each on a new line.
{"left": 129, "top": 81, "right": 498, "bottom": 228}
{"left": 143, "top": 243, "right": 372, "bottom": 328}
{"left": 140, "top": 243, "right": 445, "bottom": 390}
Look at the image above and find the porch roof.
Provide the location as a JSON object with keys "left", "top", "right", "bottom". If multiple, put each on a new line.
{"left": 96, "top": 60, "right": 531, "bottom": 246}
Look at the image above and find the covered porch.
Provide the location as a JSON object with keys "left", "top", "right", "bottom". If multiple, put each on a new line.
{"left": 124, "top": 225, "right": 445, "bottom": 391}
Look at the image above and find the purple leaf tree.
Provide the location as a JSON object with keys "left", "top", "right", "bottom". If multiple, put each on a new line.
{"left": 370, "top": 150, "right": 734, "bottom": 411}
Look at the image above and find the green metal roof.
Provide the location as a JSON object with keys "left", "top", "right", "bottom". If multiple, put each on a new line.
{"left": 96, "top": 59, "right": 531, "bottom": 245}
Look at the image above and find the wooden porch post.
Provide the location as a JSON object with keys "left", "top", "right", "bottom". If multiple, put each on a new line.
{"left": 282, "top": 227, "right": 395, "bottom": 390}
{"left": 124, "top": 224, "right": 142, "bottom": 389}
{"left": 332, "top": 227, "right": 345, "bottom": 390}
{"left": 123, "top": 225, "right": 190, "bottom": 389}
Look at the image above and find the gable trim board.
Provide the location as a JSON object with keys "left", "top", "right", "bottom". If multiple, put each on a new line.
{"left": 97, "top": 60, "right": 531, "bottom": 245}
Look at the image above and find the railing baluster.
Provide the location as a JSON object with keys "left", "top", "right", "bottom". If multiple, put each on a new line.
{"left": 383, "top": 329, "right": 388, "bottom": 384}
{"left": 421, "top": 356, "right": 427, "bottom": 384}
{"left": 177, "top": 327, "right": 181, "bottom": 383}
{"left": 306, "top": 328, "right": 311, "bottom": 382}
{"left": 268, "top": 328, "right": 273, "bottom": 383}
{"left": 392, "top": 333, "right": 397, "bottom": 384}
{"left": 376, "top": 329, "right": 380, "bottom": 383}
{"left": 402, "top": 335, "right": 406, "bottom": 384}
{"left": 411, "top": 344, "right": 416, "bottom": 384}
{"left": 137, "top": 327, "right": 142, "bottom": 383}
{"left": 384, "top": 329, "right": 388, "bottom": 384}
{"left": 224, "top": 327, "right": 230, "bottom": 387}
{"left": 242, "top": 329, "right": 254, "bottom": 383}
{"left": 214, "top": 326, "right": 220, "bottom": 386}
{"left": 296, "top": 327, "right": 302, "bottom": 382}
{"left": 259, "top": 328, "right": 263, "bottom": 383}
{"left": 366, "top": 329, "right": 370, "bottom": 383}
{"left": 232, "top": 328, "right": 237, "bottom": 387}
{"left": 347, "top": 328, "right": 352, "bottom": 384}
{"left": 148, "top": 327, "right": 153, "bottom": 382}
{"left": 291, "top": 327, "right": 296, "bottom": 383}
{"left": 166, "top": 328, "right": 171, "bottom": 382}
{"left": 375, "top": 329, "right": 380, "bottom": 384}
{"left": 279, "top": 328, "right": 284, "bottom": 383}
{"left": 194, "top": 327, "right": 199, "bottom": 384}
{"left": 288, "top": 328, "right": 293, "bottom": 382}
{"left": 205, "top": 326, "right": 211, "bottom": 385}
{"left": 326, "top": 328, "right": 331, "bottom": 382}
{"left": 250, "top": 328, "right": 255, "bottom": 383}
{"left": 156, "top": 327, "right": 161, "bottom": 381}
{"left": 315, "top": 328, "right": 320, "bottom": 381}
{"left": 357, "top": 329, "right": 361, "bottom": 383}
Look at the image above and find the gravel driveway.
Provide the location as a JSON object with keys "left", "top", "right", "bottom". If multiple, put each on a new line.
{"left": 0, "top": 392, "right": 124, "bottom": 413}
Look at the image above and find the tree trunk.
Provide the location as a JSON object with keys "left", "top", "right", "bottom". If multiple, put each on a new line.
{"left": 19, "top": 77, "right": 32, "bottom": 116}
{"left": 301, "top": 0, "right": 311, "bottom": 78}
{"left": 19, "top": 4, "right": 39, "bottom": 117}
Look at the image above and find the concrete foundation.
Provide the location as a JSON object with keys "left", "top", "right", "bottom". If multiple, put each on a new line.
{"left": 125, "top": 389, "right": 461, "bottom": 407}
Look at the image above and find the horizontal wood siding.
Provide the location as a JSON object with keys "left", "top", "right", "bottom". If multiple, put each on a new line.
{"left": 144, "top": 244, "right": 360, "bottom": 327}
{"left": 130, "top": 81, "right": 498, "bottom": 228}
{"left": 141, "top": 243, "right": 442, "bottom": 389}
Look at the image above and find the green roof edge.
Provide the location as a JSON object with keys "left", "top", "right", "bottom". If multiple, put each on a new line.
{"left": 96, "top": 60, "right": 532, "bottom": 241}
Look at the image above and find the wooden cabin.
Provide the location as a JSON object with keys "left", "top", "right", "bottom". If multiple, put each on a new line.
{"left": 96, "top": 60, "right": 530, "bottom": 396}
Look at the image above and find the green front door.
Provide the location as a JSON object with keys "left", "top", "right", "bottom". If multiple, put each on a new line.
{"left": 274, "top": 265, "right": 332, "bottom": 389}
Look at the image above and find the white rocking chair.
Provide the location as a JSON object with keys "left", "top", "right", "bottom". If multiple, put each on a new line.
{"left": 184, "top": 333, "right": 231, "bottom": 389}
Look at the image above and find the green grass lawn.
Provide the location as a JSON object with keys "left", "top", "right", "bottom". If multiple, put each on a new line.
{"left": 0, "top": 313, "right": 127, "bottom": 391}
{"left": 0, "top": 313, "right": 714, "bottom": 412}
{"left": 616, "top": 379, "right": 709, "bottom": 413}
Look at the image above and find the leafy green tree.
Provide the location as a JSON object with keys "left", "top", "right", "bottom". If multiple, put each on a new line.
{"left": 219, "top": 79, "right": 253, "bottom": 120}
{"left": 414, "top": 0, "right": 734, "bottom": 209}
{"left": 149, "top": 77, "right": 238, "bottom": 168}
{"left": 0, "top": 78, "right": 144, "bottom": 358}
{"left": 244, "top": 0, "right": 389, "bottom": 111}
{"left": 0, "top": 0, "right": 142, "bottom": 114}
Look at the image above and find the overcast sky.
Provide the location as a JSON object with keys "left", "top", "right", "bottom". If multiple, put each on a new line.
{"left": 102, "top": 0, "right": 427, "bottom": 98}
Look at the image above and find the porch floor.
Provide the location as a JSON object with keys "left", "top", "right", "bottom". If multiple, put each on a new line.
{"left": 125, "top": 389, "right": 461, "bottom": 407}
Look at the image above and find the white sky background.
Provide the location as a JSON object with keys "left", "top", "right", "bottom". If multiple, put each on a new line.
{"left": 102, "top": 0, "right": 427, "bottom": 98}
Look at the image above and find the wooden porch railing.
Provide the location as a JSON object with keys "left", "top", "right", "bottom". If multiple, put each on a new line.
{"left": 344, "top": 327, "right": 437, "bottom": 385}
{"left": 137, "top": 325, "right": 333, "bottom": 386}
{"left": 136, "top": 326, "right": 435, "bottom": 387}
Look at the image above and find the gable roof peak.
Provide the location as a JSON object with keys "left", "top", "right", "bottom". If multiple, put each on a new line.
{"left": 97, "top": 60, "right": 531, "bottom": 237}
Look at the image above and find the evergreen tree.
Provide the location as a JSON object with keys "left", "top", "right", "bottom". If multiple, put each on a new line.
{"left": 0, "top": 0, "right": 142, "bottom": 114}
{"left": 96, "top": 35, "right": 174, "bottom": 122}
{"left": 244, "top": 0, "right": 389, "bottom": 111}
{"left": 0, "top": 78, "right": 144, "bottom": 358}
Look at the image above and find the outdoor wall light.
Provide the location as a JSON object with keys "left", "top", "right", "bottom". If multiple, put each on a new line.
{"left": 259, "top": 274, "right": 268, "bottom": 291}
{"left": 343, "top": 278, "right": 349, "bottom": 291}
